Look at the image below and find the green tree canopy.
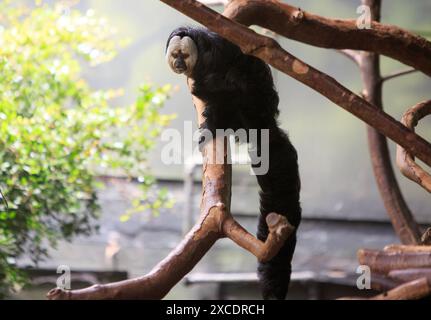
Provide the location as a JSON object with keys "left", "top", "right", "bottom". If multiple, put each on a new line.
{"left": 0, "top": 1, "right": 174, "bottom": 296}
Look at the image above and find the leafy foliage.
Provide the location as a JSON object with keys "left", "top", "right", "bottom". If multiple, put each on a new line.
{"left": 0, "top": 1, "right": 174, "bottom": 297}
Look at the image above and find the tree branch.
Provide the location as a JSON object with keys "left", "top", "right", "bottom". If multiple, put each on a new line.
{"left": 357, "top": 0, "right": 421, "bottom": 245}
{"left": 370, "top": 277, "right": 431, "bottom": 300}
{"left": 396, "top": 100, "right": 431, "bottom": 193}
{"left": 223, "top": 213, "right": 294, "bottom": 263}
{"left": 358, "top": 249, "right": 431, "bottom": 274}
{"left": 223, "top": 0, "right": 431, "bottom": 76}
{"left": 48, "top": 157, "right": 225, "bottom": 300}
{"left": 384, "top": 244, "right": 431, "bottom": 253}
{"left": 388, "top": 269, "right": 431, "bottom": 283}
{"left": 381, "top": 68, "right": 419, "bottom": 83}
{"left": 340, "top": 277, "right": 431, "bottom": 300}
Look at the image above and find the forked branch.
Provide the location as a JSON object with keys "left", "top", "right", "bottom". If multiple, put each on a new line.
{"left": 223, "top": 213, "right": 294, "bottom": 263}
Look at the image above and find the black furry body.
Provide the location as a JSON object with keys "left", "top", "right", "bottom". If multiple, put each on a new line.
{"left": 167, "top": 27, "right": 301, "bottom": 300}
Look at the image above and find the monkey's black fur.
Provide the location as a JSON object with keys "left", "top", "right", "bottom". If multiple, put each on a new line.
{"left": 167, "top": 27, "right": 301, "bottom": 300}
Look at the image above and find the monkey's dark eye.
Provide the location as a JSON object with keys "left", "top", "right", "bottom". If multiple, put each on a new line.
{"left": 172, "top": 52, "right": 178, "bottom": 58}
{"left": 182, "top": 53, "right": 190, "bottom": 59}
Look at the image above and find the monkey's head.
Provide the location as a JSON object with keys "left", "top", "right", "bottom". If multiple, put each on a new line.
{"left": 166, "top": 27, "right": 241, "bottom": 79}
{"left": 166, "top": 31, "right": 198, "bottom": 77}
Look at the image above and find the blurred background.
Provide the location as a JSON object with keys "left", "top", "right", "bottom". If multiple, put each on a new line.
{"left": 1, "top": 0, "right": 430, "bottom": 299}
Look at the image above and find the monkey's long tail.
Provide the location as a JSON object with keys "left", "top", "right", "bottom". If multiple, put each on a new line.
{"left": 253, "top": 126, "right": 301, "bottom": 300}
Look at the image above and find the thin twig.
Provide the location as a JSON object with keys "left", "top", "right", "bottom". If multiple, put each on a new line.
{"left": 381, "top": 68, "right": 419, "bottom": 83}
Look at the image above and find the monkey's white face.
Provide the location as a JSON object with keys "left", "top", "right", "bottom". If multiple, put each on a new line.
{"left": 166, "top": 36, "right": 198, "bottom": 77}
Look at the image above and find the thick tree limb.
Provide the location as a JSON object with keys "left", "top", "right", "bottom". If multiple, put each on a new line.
{"left": 384, "top": 244, "right": 431, "bottom": 253}
{"left": 355, "top": 0, "right": 421, "bottom": 245}
{"left": 370, "top": 277, "right": 431, "bottom": 300}
{"left": 396, "top": 100, "right": 431, "bottom": 193}
{"left": 159, "top": 0, "right": 431, "bottom": 169}
{"left": 223, "top": 0, "right": 431, "bottom": 76}
{"left": 340, "top": 277, "right": 431, "bottom": 300}
{"left": 388, "top": 269, "right": 431, "bottom": 283}
{"left": 47, "top": 217, "right": 220, "bottom": 300}
{"left": 358, "top": 249, "right": 431, "bottom": 274}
